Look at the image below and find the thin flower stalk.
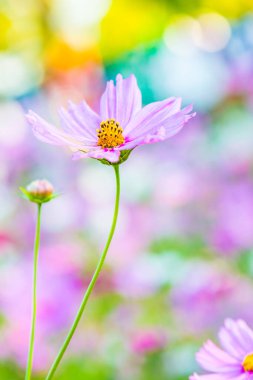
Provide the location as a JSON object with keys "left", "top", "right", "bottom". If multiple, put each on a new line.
{"left": 46, "top": 164, "right": 120, "bottom": 379}
{"left": 25, "top": 203, "right": 42, "bottom": 380}
{"left": 21, "top": 179, "right": 56, "bottom": 380}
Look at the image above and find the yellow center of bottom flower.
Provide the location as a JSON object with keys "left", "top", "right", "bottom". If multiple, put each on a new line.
{"left": 97, "top": 119, "right": 125, "bottom": 149}
{"left": 243, "top": 353, "right": 253, "bottom": 372}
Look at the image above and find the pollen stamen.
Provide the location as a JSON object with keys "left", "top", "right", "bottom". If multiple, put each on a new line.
{"left": 97, "top": 119, "right": 125, "bottom": 149}
{"left": 243, "top": 353, "right": 253, "bottom": 372}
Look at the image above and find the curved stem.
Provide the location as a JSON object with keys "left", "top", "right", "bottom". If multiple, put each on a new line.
{"left": 25, "top": 203, "right": 42, "bottom": 380}
{"left": 46, "top": 164, "right": 121, "bottom": 380}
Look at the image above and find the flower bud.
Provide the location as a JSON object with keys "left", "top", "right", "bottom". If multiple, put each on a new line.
{"left": 20, "top": 179, "right": 57, "bottom": 204}
{"left": 27, "top": 179, "right": 53, "bottom": 198}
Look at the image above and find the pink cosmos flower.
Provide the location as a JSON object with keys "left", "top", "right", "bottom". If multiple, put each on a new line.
{"left": 26, "top": 74, "right": 195, "bottom": 164}
{"left": 190, "top": 319, "right": 253, "bottom": 380}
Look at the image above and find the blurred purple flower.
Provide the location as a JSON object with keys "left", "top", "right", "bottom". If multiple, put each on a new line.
{"left": 171, "top": 264, "right": 236, "bottom": 332}
{"left": 171, "top": 262, "right": 253, "bottom": 333}
{"left": 211, "top": 182, "right": 253, "bottom": 254}
{"left": 0, "top": 243, "right": 84, "bottom": 370}
{"left": 131, "top": 329, "right": 167, "bottom": 354}
{"left": 26, "top": 74, "right": 195, "bottom": 163}
{"left": 190, "top": 319, "right": 253, "bottom": 380}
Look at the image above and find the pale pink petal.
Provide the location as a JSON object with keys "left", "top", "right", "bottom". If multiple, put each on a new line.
{"left": 190, "top": 374, "right": 229, "bottom": 380}
{"left": 100, "top": 74, "right": 142, "bottom": 127}
{"left": 196, "top": 340, "right": 240, "bottom": 373}
{"left": 26, "top": 111, "right": 94, "bottom": 149}
{"left": 72, "top": 148, "right": 120, "bottom": 163}
{"left": 100, "top": 80, "right": 114, "bottom": 120}
{"left": 119, "top": 106, "right": 195, "bottom": 150}
{"left": 224, "top": 319, "right": 253, "bottom": 353}
{"left": 119, "top": 127, "right": 167, "bottom": 151}
{"left": 124, "top": 97, "right": 195, "bottom": 142}
{"left": 190, "top": 374, "right": 248, "bottom": 380}
{"left": 219, "top": 319, "right": 253, "bottom": 360}
{"left": 219, "top": 329, "right": 244, "bottom": 360}
{"left": 61, "top": 100, "right": 100, "bottom": 139}
{"left": 236, "top": 320, "right": 253, "bottom": 350}
{"left": 123, "top": 97, "right": 181, "bottom": 136}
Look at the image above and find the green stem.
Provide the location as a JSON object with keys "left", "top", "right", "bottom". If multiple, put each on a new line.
{"left": 46, "top": 164, "right": 121, "bottom": 380}
{"left": 25, "top": 203, "right": 42, "bottom": 380}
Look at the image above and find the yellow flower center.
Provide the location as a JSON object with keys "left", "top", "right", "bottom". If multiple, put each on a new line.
{"left": 243, "top": 353, "right": 253, "bottom": 372}
{"left": 97, "top": 119, "right": 125, "bottom": 149}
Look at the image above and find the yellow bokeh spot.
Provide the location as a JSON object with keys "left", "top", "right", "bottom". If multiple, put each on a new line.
{"left": 100, "top": 0, "right": 169, "bottom": 60}
{"left": 45, "top": 39, "right": 101, "bottom": 71}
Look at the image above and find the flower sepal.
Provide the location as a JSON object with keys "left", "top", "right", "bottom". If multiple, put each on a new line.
{"left": 98, "top": 149, "right": 133, "bottom": 166}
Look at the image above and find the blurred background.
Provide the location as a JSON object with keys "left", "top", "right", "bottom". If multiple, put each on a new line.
{"left": 1, "top": 0, "right": 253, "bottom": 379}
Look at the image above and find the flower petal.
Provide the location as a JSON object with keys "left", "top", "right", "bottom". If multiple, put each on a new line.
{"left": 123, "top": 97, "right": 179, "bottom": 136}
{"left": 26, "top": 111, "right": 94, "bottom": 149}
{"left": 60, "top": 100, "right": 100, "bottom": 139}
{"left": 72, "top": 148, "right": 120, "bottom": 163}
{"left": 190, "top": 374, "right": 248, "bottom": 380}
{"left": 236, "top": 319, "right": 253, "bottom": 350}
{"left": 190, "top": 374, "right": 227, "bottom": 380}
{"left": 118, "top": 127, "right": 166, "bottom": 151}
{"left": 124, "top": 97, "right": 195, "bottom": 141}
{"left": 219, "top": 319, "right": 253, "bottom": 360}
{"left": 120, "top": 105, "right": 195, "bottom": 150}
{"left": 196, "top": 340, "right": 240, "bottom": 373}
{"left": 100, "top": 74, "right": 142, "bottom": 127}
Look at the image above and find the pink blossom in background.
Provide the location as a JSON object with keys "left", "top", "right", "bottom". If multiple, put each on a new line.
{"left": 0, "top": 243, "right": 85, "bottom": 370}
{"left": 131, "top": 329, "right": 167, "bottom": 354}
{"left": 171, "top": 263, "right": 235, "bottom": 331}
{"left": 211, "top": 182, "right": 253, "bottom": 254}
{"left": 190, "top": 319, "right": 253, "bottom": 380}
{"left": 171, "top": 262, "right": 253, "bottom": 333}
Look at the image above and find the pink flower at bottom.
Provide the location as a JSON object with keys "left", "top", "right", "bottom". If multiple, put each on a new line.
{"left": 26, "top": 74, "right": 195, "bottom": 164}
{"left": 190, "top": 319, "right": 253, "bottom": 380}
